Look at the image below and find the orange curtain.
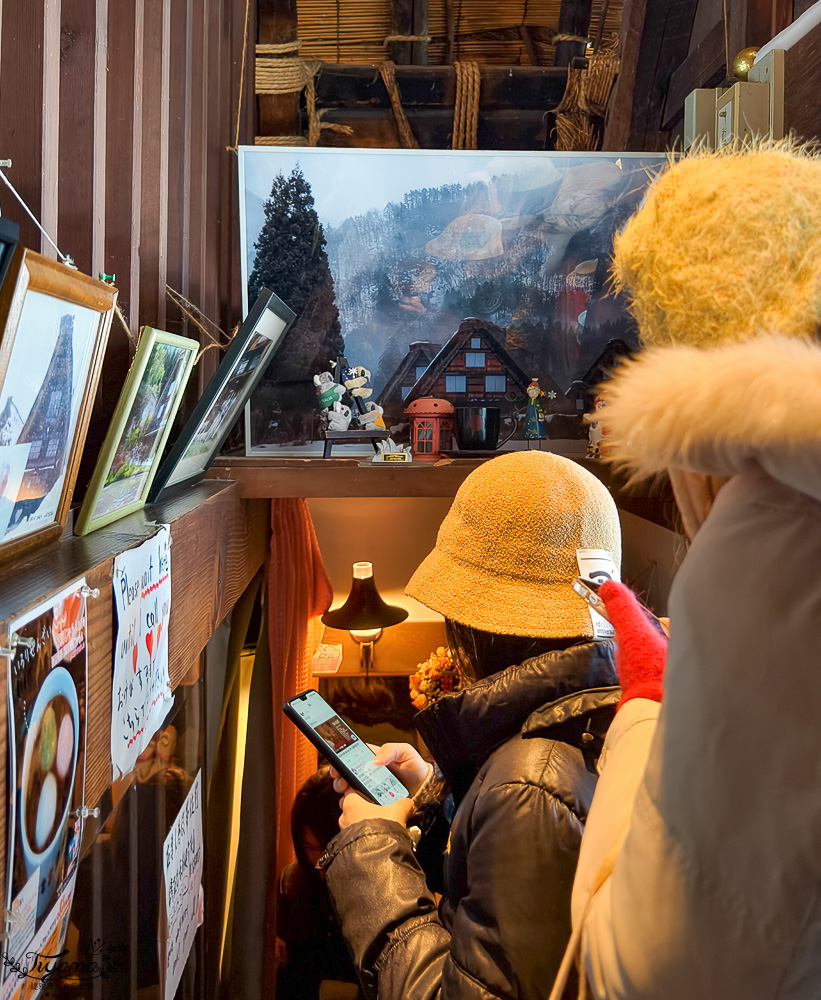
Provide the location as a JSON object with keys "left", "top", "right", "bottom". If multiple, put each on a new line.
{"left": 268, "top": 498, "right": 333, "bottom": 878}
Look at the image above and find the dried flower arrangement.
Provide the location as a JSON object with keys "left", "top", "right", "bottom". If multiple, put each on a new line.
{"left": 409, "top": 646, "right": 463, "bottom": 711}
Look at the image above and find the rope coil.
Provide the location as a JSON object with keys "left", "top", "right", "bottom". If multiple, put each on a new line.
{"left": 256, "top": 40, "right": 302, "bottom": 55}
{"left": 255, "top": 57, "right": 314, "bottom": 95}
{"left": 452, "top": 60, "right": 480, "bottom": 150}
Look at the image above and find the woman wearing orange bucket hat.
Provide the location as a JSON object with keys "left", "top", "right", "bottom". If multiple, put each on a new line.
{"left": 320, "top": 449, "right": 624, "bottom": 1000}
{"left": 549, "top": 143, "right": 821, "bottom": 1000}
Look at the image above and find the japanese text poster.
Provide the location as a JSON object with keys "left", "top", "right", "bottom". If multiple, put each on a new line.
{"left": 162, "top": 770, "right": 203, "bottom": 1000}
{"left": 111, "top": 526, "right": 172, "bottom": 779}
{"left": 3, "top": 579, "right": 88, "bottom": 1000}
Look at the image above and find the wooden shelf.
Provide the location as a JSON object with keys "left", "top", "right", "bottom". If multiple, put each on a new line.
{"left": 208, "top": 447, "right": 587, "bottom": 499}
{"left": 207, "top": 453, "right": 679, "bottom": 531}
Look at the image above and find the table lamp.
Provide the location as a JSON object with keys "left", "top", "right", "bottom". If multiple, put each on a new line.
{"left": 321, "top": 561, "right": 408, "bottom": 674}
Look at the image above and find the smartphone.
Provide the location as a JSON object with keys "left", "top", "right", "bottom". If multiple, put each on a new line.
{"left": 571, "top": 576, "right": 667, "bottom": 636}
{"left": 571, "top": 577, "right": 612, "bottom": 623}
{"left": 283, "top": 688, "right": 409, "bottom": 806}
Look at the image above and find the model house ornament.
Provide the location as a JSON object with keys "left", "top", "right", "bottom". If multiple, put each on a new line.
{"left": 404, "top": 397, "right": 454, "bottom": 461}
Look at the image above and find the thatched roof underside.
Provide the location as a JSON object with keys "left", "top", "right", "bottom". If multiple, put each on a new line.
{"left": 297, "top": 0, "right": 624, "bottom": 66}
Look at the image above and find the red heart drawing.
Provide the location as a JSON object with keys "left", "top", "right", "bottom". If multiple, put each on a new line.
{"left": 132, "top": 645, "right": 138, "bottom": 674}
{"left": 146, "top": 631, "right": 154, "bottom": 658}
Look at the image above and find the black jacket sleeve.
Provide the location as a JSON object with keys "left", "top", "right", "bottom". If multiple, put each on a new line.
{"left": 324, "top": 819, "right": 451, "bottom": 1000}
{"left": 325, "top": 780, "right": 583, "bottom": 1000}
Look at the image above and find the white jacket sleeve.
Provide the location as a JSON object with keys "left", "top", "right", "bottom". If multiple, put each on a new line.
{"left": 570, "top": 698, "right": 660, "bottom": 1000}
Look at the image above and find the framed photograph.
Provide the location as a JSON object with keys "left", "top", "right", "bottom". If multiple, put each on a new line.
{"left": 74, "top": 328, "right": 198, "bottom": 535}
{"left": 148, "top": 287, "right": 295, "bottom": 501}
{"left": 238, "top": 146, "right": 666, "bottom": 456}
{"left": 0, "top": 248, "right": 116, "bottom": 559}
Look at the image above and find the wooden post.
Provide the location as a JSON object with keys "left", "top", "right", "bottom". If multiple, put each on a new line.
{"left": 445, "top": 0, "right": 456, "bottom": 64}
{"left": 553, "top": 0, "right": 593, "bottom": 67}
{"left": 412, "top": 0, "right": 428, "bottom": 66}
{"left": 390, "top": 0, "right": 414, "bottom": 65}
{"left": 258, "top": 0, "right": 299, "bottom": 139}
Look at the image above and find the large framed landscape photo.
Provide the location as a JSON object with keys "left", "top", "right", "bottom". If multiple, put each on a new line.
{"left": 75, "top": 327, "right": 198, "bottom": 535}
{"left": 147, "top": 287, "right": 295, "bottom": 501}
{"left": 238, "top": 146, "right": 667, "bottom": 456}
{"left": 0, "top": 248, "right": 116, "bottom": 559}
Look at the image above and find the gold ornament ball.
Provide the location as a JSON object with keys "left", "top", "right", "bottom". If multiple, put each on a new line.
{"left": 732, "top": 47, "right": 760, "bottom": 80}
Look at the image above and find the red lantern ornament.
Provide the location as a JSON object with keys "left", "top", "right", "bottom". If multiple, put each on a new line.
{"left": 404, "top": 397, "right": 454, "bottom": 462}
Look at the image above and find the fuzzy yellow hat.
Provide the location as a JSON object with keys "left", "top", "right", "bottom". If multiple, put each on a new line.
{"left": 612, "top": 143, "right": 821, "bottom": 348}
{"left": 405, "top": 451, "right": 621, "bottom": 638}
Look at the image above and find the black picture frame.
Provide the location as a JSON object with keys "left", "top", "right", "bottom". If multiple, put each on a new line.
{"left": 147, "top": 287, "right": 296, "bottom": 501}
{"left": 0, "top": 218, "right": 20, "bottom": 296}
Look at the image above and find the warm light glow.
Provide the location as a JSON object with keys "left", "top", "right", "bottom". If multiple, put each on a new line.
{"left": 353, "top": 561, "right": 373, "bottom": 579}
{"left": 350, "top": 627, "right": 381, "bottom": 642}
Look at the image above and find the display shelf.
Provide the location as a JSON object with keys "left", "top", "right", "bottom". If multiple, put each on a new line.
{"left": 208, "top": 446, "right": 587, "bottom": 500}
{"left": 207, "top": 453, "right": 678, "bottom": 530}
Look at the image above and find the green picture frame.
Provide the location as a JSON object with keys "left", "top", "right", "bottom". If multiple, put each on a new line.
{"left": 74, "top": 327, "right": 198, "bottom": 535}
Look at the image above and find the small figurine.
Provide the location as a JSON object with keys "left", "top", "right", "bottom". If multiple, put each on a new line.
{"left": 342, "top": 365, "right": 373, "bottom": 400}
{"left": 358, "top": 401, "right": 386, "bottom": 430}
{"left": 525, "top": 378, "right": 547, "bottom": 443}
{"left": 326, "top": 401, "right": 352, "bottom": 431}
{"left": 314, "top": 371, "right": 345, "bottom": 410}
{"left": 586, "top": 394, "right": 608, "bottom": 459}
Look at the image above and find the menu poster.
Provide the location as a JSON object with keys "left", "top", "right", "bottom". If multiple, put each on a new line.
{"left": 162, "top": 770, "right": 203, "bottom": 1000}
{"left": 3, "top": 580, "right": 88, "bottom": 1000}
{"left": 111, "top": 526, "right": 172, "bottom": 779}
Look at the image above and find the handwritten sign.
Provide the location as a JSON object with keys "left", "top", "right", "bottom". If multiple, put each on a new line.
{"left": 163, "top": 771, "right": 203, "bottom": 1000}
{"left": 111, "top": 527, "right": 172, "bottom": 778}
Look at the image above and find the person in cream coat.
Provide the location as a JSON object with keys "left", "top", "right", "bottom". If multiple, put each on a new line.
{"left": 560, "top": 143, "right": 821, "bottom": 1000}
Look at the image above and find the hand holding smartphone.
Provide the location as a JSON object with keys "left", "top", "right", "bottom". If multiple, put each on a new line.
{"left": 572, "top": 576, "right": 668, "bottom": 637}
{"left": 283, "top": 689, "right": 409, "bottom": 806}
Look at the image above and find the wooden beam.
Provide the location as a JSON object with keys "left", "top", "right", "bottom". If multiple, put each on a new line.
{"left": 663, "top": 19, "right": 725, "bottom": 130}
{"left": 520, "top": 25, "right": 542, "bottom": 66}
{"left": 628, "top": 0, "right": 699, "bottom": 149}
{"left": 554, "top": 0, "right": 593, "bottom": 66}
{"left": 602, "top": 0, "right": 648, "bottom": 149}
{"left": 315, "top": 63, "right": 567, "bottom": 109}
{"left": 318, "top": 106, "right": 559, "bottom": 149}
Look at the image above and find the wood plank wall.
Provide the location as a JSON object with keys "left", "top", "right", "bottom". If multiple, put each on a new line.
{"left": 0, "top": 0, "right": 254, "bottom": 455}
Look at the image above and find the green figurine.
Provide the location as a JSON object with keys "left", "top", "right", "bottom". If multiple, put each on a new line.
{"left": 525, "top": 378, "right": 546, "bottom": 441}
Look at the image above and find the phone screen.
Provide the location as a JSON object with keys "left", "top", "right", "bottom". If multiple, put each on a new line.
{"left": 287, "top": 689, "right": 408, "bottom": 806}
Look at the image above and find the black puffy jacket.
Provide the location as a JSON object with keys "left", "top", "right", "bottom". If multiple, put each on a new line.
{"left": 323, "top": 641, "right": 618, "bottom": 1000}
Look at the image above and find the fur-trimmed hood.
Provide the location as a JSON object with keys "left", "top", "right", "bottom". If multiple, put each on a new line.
{"left": 599, "top": 335, "right": 821, "bottom": 503}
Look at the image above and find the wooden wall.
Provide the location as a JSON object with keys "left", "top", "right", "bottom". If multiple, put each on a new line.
{"left": 0, "top": 0, "right": 255, "bottom": 428}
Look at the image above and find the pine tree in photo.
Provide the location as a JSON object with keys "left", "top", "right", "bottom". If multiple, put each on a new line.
{"left": 247, "top": 166, "right": 344, "bottom": 445}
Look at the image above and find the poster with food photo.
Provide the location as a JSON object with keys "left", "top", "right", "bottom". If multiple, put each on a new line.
{"left": 3, "top": 580, "right": 88, "bottom": 1000}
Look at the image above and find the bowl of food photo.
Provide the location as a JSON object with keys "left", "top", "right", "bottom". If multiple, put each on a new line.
{"left": 19, "top": 665, "right": 79, "bottom": 919}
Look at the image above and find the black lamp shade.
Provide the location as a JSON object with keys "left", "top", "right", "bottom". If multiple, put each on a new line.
{"left": 322, "top": 566, "right": 408, "bottom": 631}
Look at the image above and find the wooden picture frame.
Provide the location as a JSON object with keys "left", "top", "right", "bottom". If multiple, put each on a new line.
{"left": 147, "top": 288, "right": 295, "bottom": 501}
{"left": 75, "top": 328, "right": 198, "bottom": 535}
{"left": 0, "top": 248, "right": 116, "bottom": 561}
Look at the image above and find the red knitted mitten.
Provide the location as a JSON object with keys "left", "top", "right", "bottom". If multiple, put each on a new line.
{"left": 598, "top": 581, "right": 667, "bottom": 710}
